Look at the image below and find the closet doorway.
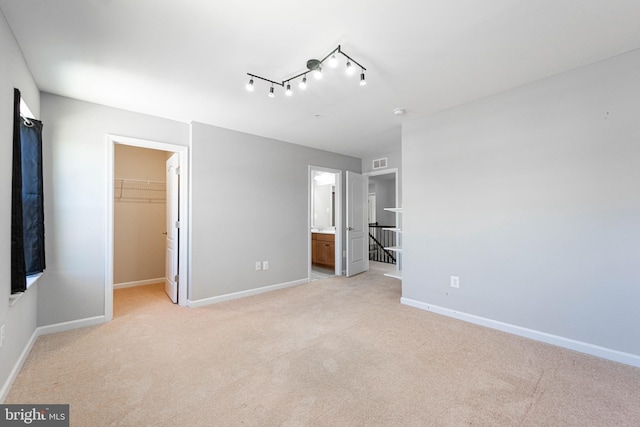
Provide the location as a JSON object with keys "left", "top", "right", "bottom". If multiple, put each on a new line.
{"left": 112, "top": 145, "right": 169, "bottom": 293}
{"left": 106, "top": 135, "right": 189, "bottom": 322}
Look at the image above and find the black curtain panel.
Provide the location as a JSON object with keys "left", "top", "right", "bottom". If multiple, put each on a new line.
{"left": 21, "top": 115, "right": 46, "bottom": 275}
{"left": 11, "top": 88, "right": 27, "bottom": 293}
{"left": 11, "top": 88, "right": 46, "bottom": 294}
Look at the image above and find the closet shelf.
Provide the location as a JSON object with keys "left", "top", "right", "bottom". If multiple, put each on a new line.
{"left": 114, "top": 178, "right": 166, "bottom": 203}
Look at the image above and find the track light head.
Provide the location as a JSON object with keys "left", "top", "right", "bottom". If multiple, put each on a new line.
{"left": 246, "top": 78, "right": 254, "bottom": 91}
{"left": 360, "top": 72, "right": 367, "bottom": 86}
{"left": 286, "top": 83, "right": 292, "bottom": 96}
{"left": 346, "top": 61, "right": 355, "bottom": 75}
{"left": 299, "top": 75, "right": 307, "bottom": 89}
{"left": 329, "top": 53, "right": 337, "bottom": 68}
{"left": 314, "top": 66, "right": 322, "bottom": 79}
{"left": 268, "top": 86, "right": 274, "bottom": 97}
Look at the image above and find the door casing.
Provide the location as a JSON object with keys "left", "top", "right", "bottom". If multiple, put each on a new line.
{"left": 106, "top": 135, "right": 189, "bottom": 320}
{"left": 364, "top": 168, "right": 399, "bottom": 274}
{"left": 308, "top": 166, "right": 342, "bottom": 278}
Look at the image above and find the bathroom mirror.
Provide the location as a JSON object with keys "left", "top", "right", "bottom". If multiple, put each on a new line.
{"left": 312, "top": 171, "right": 336, "bottom": 229}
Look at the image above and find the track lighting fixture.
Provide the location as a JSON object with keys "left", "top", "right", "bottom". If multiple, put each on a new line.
{"left": 246, "top": 45, "right": 367, "bottom": 98}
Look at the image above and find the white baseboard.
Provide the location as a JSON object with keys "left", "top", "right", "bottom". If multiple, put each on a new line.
{"left": 1, "top": 315, "right": 106, "bottom": 402}
{"left": 188, "top": 278, "right": 309, "bottom": 308}
{"left": 0, "top": 329, "right": 39, "bottom": 403}
{"left": 36, "top": 315, "right": 106, "bottom": 336}
{"left": 113, "top": 278, "right": 164, "bottom": 289}
{"left": 401, "top": 297, "right": 640, "bottom": 368}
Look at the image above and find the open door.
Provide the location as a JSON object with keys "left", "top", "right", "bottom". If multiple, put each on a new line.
{"left": 165, "top": 153, "right": 179, "bottom": 303}
{"left": 346, "top": 171, "right": 368, "bottom": 277}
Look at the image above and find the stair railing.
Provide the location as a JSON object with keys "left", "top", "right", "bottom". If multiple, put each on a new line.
{"left": 368, "top": 224, "right": 396, "bottom": 264}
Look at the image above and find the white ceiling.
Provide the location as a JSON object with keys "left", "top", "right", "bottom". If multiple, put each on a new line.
{"left": 2, "top": 0, "right": 640, "bottom": 158}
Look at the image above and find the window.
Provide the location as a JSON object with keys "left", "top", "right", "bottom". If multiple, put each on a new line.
{"left": 11, "top": 88, "right": 45, "bottom": 294}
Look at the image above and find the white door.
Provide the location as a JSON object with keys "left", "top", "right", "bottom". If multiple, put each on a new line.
{"left": 165, "top": 154, "right": 179, "bottom": 303}
{"left": 346, "top": 171, "right": 368, "bottom": 277}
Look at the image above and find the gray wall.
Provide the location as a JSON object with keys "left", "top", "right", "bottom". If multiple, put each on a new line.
{"left": 190, "top": 122, "right": 361, "bottom": 301}
{"left": 29, "top": 94, "right": 361, "bottom": 323}
{"left": 0, "top": 12, "right": 40, "bottom": 398}
{"left": 402, "top": 49, "right": 640, "bottom": 357}
{"left": 39, "top": 94, "right": 189, "bottom": 326}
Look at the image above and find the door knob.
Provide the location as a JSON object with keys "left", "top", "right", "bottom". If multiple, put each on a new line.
{"left": 347, "top": 227, "right": 354, "bottom": 231}
{"left": 162, "top": 232, "right": 168, "bottom": 235}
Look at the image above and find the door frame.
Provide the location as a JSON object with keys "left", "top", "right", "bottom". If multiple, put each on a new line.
{"left": 308, "top": 166, "right": 342, "bottom": 278}
{"left": 364, "top": 168, "right": 399, "bottom": 273}
{"left": 368, "top": 193, "right": 377, "bottom": 224}
{"left": 106, "top": 135, "right": 190, "bottom": 321}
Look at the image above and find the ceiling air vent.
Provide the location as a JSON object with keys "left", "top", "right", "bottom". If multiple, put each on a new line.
{"left": 372, "top": 158, "right": 387, "bottom": 169}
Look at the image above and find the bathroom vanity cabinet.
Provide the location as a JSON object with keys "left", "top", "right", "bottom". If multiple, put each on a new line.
{"left": 312, "top": 233, "right": 335, "bottom": 268}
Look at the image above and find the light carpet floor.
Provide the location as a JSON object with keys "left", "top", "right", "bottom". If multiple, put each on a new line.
{"left": 6, "top": 267, "right": 640, "bottom": 426}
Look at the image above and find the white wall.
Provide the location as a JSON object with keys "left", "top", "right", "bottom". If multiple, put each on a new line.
{"left": 38, "top": 94, "right": 189, "bottom": 326}
{"left": 402, "top": 49, "right": 640, "bottom": 361}
{"left": 190, "top": 122, "right": 361, "bottom": 302}
{"left": 0, "top": 11, "right": 40, "bottom": 399}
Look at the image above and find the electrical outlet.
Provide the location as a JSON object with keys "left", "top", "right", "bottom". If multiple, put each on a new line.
{"left": 0, "top": 324, "right": 5, "bottom": 348}
{"left": 450, "top": 276, "right": 460, "bottom": 288}
{"left": 262, "top": 261, "right": 269, "bottom": 271}
{"left": 255, "top": 262, "right": 262, "bottom": 271}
